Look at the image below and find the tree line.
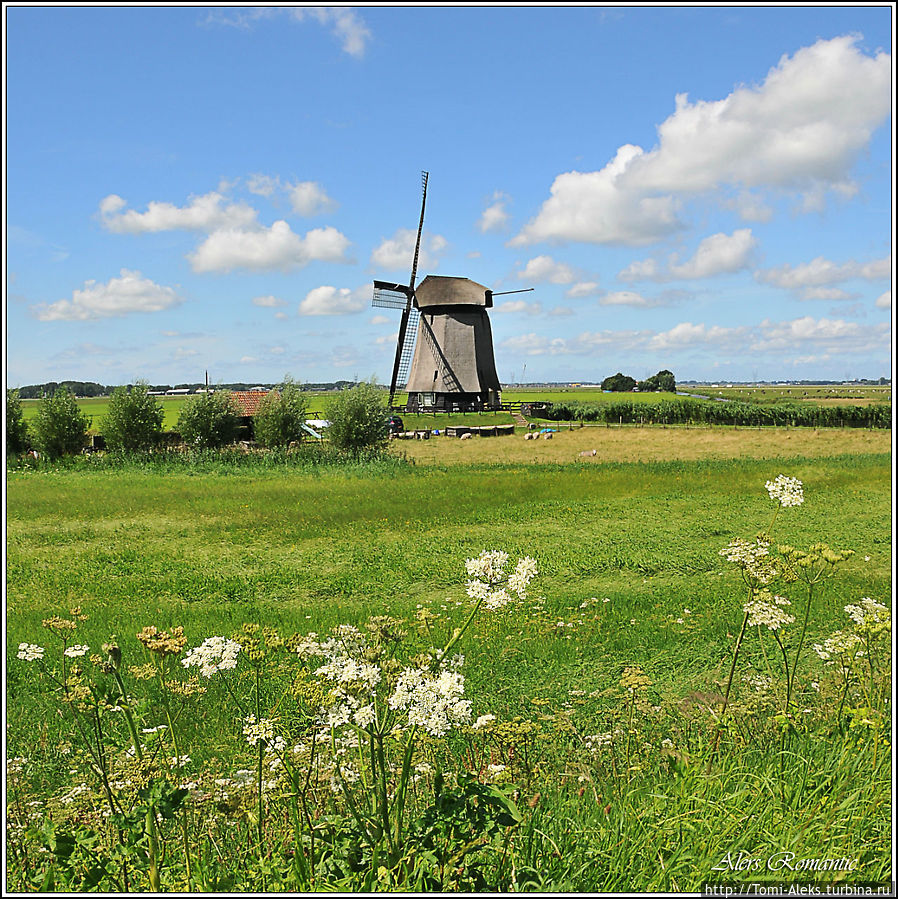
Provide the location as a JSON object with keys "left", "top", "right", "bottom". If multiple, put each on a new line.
{"left": 6, "top": 380, "right": 392, "bottom": 460}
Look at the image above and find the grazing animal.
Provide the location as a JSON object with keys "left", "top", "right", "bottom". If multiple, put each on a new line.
{"left": 543, "top": 432, "right": 553, "bottom": 440}
{"left": 459, "top": 432, "right": 472, "bottom": 440}
{"left": 578, "top": 449, "right": 597, "bottom": 457}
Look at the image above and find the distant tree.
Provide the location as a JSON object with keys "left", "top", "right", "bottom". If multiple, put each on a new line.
{"left": 601, "top": 372, "right": 637, "bottom": 392}
{"left": 650, "top": 369, "right": 676, "bottom": 392}
{"left": 30, "top": 388, "right": 90, "bottom": 459}
{"left": 253, "top": 378, "right": 309, "bottom": 448}
{"left": 6, "top": 390, "right": 30, "bottom": 455}
{"left": 102, "top": 381, "right": 165, "bottom": 452}
{"left": 325, "top": 380, "right": 390, "bottom": 454}
{"left": 176, "top": 391, "right": 240, "bottom": 449}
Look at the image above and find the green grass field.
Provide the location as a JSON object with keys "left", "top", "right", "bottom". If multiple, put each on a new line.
{"left": 5, "top": 429, "right": 891, "bottom": 891}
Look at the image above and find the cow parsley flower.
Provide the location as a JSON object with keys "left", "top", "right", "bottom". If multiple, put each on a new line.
{"left": 464, "top": 551, "right": 538, "bottom": 610}
{"left": 743, "top": 593, "right": 794, "bottom": 630}
{"left": 64, "top": 644, "right": 90, "bottom": 658}
{"left": 182, "top": 636, "right": 242, "bottom": 677}
{"left": 765, "top": 475, "right": 804, "bottom": 508}
{"left": 389, "top": 666, "right": 472, "bottom": 737}
{"left": 17, "top": 643, "right": 45, "bottom": 661}
{"left": 720, "top": 537, "right": 777, "bottom": 584}
{"left": 844, "top": 597, "right": 891, "bottom": 636}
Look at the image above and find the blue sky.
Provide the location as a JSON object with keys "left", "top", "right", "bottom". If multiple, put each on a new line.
{"left": 4, "top": 5, "right": 894, "bottom": 387}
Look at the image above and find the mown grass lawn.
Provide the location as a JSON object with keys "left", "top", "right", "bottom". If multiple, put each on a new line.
{"left": 5, "top": 436, "right": 892, "bottom": 892}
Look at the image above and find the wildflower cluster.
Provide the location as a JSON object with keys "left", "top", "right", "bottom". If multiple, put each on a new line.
{"left": 743, "top": 591, "right": 794, "bottom": 631}
{"left": 17, "top": 643, "right": 45, "bottom": 661}
{"left": 766, "top": 475, "right": 804, "bottom": 508}
{"left": 720, "top": 537, "right": 776, "bottom": 585}
{"left": 389, "top": 660, "right": 472, "bottom": 737}
{"left": 465, "top": 550, "right": 538, "bottom": 611}
{"left": 137, "top": 626, "right": 188, "bottom": 658}
{"left": 182, "top": 636, "right": 242, "bottom": 677}
{"left": 243, "top": 715, "right": 286, "bottom": 753}
{"left": 843, "top": 597, "right": 891, "bottom": 637}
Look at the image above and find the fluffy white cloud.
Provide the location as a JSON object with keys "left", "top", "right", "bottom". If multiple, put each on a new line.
{"left": 189, "top": 222, "right": 351, "bottom": 273}
{"left": 299, "top": 285, "right": 369, "bottom": 315}
{"left": 370, "top": 314, "right": 390, "bottom": 325}
{"left": 288, "top": 181, "right": 336, "bottom": 216}
{"left": 620, "top": 230, "right": 756, "bottom": 282}
{"left": 599, "top": 291, "right": 664, "bottom": 308}
{"left": 566, "top": 282, "right": 600, "bottom": 298}
{"left": 99, "top": 192, "right": 258, "bottom": 233}
{"left": 495, "top": 300, "right": 543, "bottom": 315}
{"left": 728, "top": 191, "right": 774, "bottom": 223}
{"left": 32, "top": 269, "right": 182, "bottom": 321}
{"left": 648, "top": 321, "right": 747, "bottom": 351}
{"left": 513, "top": 36, "right": 890, "bottom": 247}
{"left": 752, "top": 316, "right": 890, "bottom": 353}
{"left": 756, "top": 253, "right": 891, "bottom": 299}
{"left": 246, "top": 174, "right": 279, "bottom": 197}
{"left": 478, "top": 192, "right": 510, "bottom": 233}
{"left": 875, "top": 291, "right": 891, "bottom": 310}
{"left": 370, "top": 230, "right": 447, "bottom": 273}
{"left": 517, "top": 255, "right": 577, "bottom": 284}
{"left": 252, "top": 295, "right": 288, "bottom": 308}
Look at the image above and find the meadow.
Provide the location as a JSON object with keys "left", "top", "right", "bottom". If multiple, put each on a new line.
{"left": 5, "top": 429, "right": 892, "bottom": 892}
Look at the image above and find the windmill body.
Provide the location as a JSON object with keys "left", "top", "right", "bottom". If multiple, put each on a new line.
{"left": 404, "top": 275, "right": 501, "bottom": 412}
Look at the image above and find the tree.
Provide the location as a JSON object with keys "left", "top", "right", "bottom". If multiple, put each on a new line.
{"left": 601, "top": 372, "right": 637, "bottom": 392}
{"left": 253, "top": 378, "right": 309, "bottom": 448}
{"left": 6, "top": 390, "right": 30, "bottom": 455}
{"left": 325, "top": 381, "right": 390, "bottom": 454}
{"left": 650, "top": 369, "right": 676, "bottom": 392}
{"left": 102, "top": 381, "right": 165, "bottom": 452}
{"left": 176, "top": 391, "right": 240, "bottom": 449}
{"left": 30, "top": 388, "right": 90, "bottom": 459}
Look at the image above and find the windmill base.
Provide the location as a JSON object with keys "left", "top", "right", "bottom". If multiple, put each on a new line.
{"left": 405, "top": 390, "right": 502, "bottom": 413}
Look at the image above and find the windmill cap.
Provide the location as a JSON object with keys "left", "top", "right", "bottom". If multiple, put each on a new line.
{"left": 415, "top": 275, "right": 492, "bottom": 309}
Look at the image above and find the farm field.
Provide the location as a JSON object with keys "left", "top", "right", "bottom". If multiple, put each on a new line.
{"left": 5, "top": 429, "right": 892, "bottom": 891}
{"left": 680, "top": 385, "right": 892, "bottom": 405}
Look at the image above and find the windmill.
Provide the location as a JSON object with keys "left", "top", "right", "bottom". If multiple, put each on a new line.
{"left": 372, "top": 172, "right": 532, "bottom": 412}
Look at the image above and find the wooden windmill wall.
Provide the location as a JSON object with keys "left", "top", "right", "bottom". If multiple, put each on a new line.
{"left": 404, "top": 276, "right": 501, "bottom": 412}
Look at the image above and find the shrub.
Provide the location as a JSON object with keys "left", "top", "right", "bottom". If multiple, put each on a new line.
{"left": 325, "top": 381, "right": 390, "bottom": 454}
{"left": 30, "top": 388, "right": 90, "bottom": 459}
{"left": 601, "top": 372, "right": 636, "bottom": 392}
{"left": 176, "top": 391, "right": 240, "bottom": 449}
{"left": 101, "top": 381, "right": 165, "bottom": 452}
{"left": 253, "top": 378, "right": 309, "bottom": 448}
{"left": 6, "top": 389, "right": 30, "bottom": 455}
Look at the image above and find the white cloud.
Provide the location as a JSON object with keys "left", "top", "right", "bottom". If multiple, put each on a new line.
{"left": 513, "top": 36, "right": 890, "bottom": 247}
{"left": 207, "top": 7, "right": 371, "bottom": 57}
{"left": 99, "top": 191, "right": 258, "bottom": 233}
{"left": 246, "top": 174, "right": 280, "bottom": 197}
{"left": 599, "top": 291, "right": 664, "bottom": 308}
{"left": 566, "top": 282, "right": 600, "bottom": 298}
{"left": 32, "top": 269, "right": 182, "bottom": 321}
{"left": 370, "top": 229, "right": 447, "bottom": 273}
{"left": 299, "top": 285, "right": 369, "bottom": 316}
{"left": 875, "top": 291, "right": 891, "bottom": 309}
{"left": 289, "top": 7, "right": 371, "bottom": 58}
{"left": 648, "top": 321, "right": 747, "bottom": 350}
{"left": 478, "top": 192, "right": 510, "bottom": 233}
{"left": 495, "top": 300, "right": 543, "bottom": 315}
{"left": 240, "top": 356, "right": 257, "bottom": 364}
{"left": 288, "top": 181, "right": 336, "bottom": 216}
{"left": 620, "top": 231, "right": 757, "bottom": 282}
{"left": 728, "top": 190, "right": 774, "bottom": 223}
{"left": 669, "top": 230, "right": 757, "bottom": 279}
{"left": 517, "top": 255, "right": 577, "bottom": 284}
{"left": 548, "top": 306, "right": 574, "bottom": 317}
{"left": 370, "top": 314, "right": 390, "bottom": 325}
{"left": 752, "top": 316, "right": 890, "bottom": 353}
{"left": 252, "top": 295, "right": 288, "bottom": 308}
{"left": 189, "top": 222, "right": 351, "bottom": 273}
{"left": 756, "top": 253, "right": 891, "bottom": 299}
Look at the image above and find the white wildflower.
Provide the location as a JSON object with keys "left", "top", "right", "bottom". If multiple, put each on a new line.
{"left": 352, "top": 704, "right": 376, "bottom": 728}
{"left": 765, "top": 474, "right": 804, "bottom": 508}
{"left": 813, "top": 630, "right": 863, "bottom": 664}
{"left": 844, "top": 597, "right": 891, "bottom": 636}
{"left": 182, "top": 636, "right": 242, "bottom": 677}
{"left": 389, "top": 666, "right": 472, "bottom": 737}
{"left": 743, "top": 592, "right": 795, "bottom": 631}
{"left": 17, "top": 643, "right": 45, "bottom": 661}
{"left": 243, "top": 715, "right": 284, "bottom": 752}
{"left": 64, "top": 644, "right": 90, "bottom": 658}
{"left": 472, "top": 713, "right": 496, "bottom": 731}
{"left": 720, "top": 537, "right": 777, "bottom": 584}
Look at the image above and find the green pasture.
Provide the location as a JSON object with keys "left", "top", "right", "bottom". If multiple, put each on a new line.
{"left": 683, "top": 384, "right": 892, "bottom": 405}
{"left": 5, "top": 448, "right": 892, "bottom": 889}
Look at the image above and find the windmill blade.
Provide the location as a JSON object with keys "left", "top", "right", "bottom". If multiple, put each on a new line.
{"left": 388, "top": 305, "right": 419, "bottom": 403}
{"left": 407, "top": 171, "right": 429, "bottom": 295}
{"left": 372, "top": 281, "right": 411, "bottom": 310}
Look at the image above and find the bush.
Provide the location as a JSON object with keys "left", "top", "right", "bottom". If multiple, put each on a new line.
{"left": 176, "top": 391, "right": 240, "bottom": 449}
{"left": 6, "top": 390, "right": 30, "bottom": 455}
{"left": 325, "top": 381, "right": 390, "bottom": 454}
{"left": 253, "top": 378, "right": 309, "bottom": 448}
{"left": 101, "top": 381, "right": 165, "bottom": 452}
{"left": 601, "top": 372, "right": 636, "bottom": 392}
{"left": 30, "top": 388, "right": 90, "bottom": 459}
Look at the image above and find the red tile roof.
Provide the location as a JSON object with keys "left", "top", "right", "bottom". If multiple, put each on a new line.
{"left": 230, "top": 390, "right": 274, "bottom": 416}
